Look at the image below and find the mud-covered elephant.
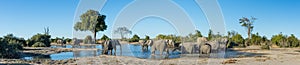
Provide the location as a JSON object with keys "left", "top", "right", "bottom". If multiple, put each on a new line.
{"left": 102, "top": 40, "right": 122, "bottom": 55}
{"left": 150, "top": 40, "right": 174, "bottom": 55}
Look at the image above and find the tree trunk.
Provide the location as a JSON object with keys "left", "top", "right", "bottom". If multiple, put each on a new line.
{"left": 93, "top": 32, "right": 96, "bottom": 44}
{"left": 246, "top": 28, "right": 251, "bottom": 46}
{"left": 121, "top": 33, "right": 124, "bottom": 40}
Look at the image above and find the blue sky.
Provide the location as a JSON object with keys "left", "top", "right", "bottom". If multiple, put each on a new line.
{"left": 0, "top": 0, "right": 299, "bottom": 39}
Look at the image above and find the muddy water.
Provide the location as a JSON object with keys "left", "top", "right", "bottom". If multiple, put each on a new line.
{"left": 23, "top": 44, "right": 181, "bottom": 60}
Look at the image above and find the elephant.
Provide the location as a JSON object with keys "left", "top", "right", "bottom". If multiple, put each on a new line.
{"left": 180, "top": 42, "right": 198, "bottom": 54}
{"left": 139, "top": 40, "right": 153, "bottom": 51}
{"left": 150, "top": 40, "right": 174, "bottom": 55}
{"left": 72, "top": 38, "right": 81, "bottom": 48}
{"left": 205, "top": 38, "right": 229, "bottom": 53}
{"left": 57, "top": 39, "right": 66, "bottom": 46}
{"left": 200, "top": 43, "right": 211, "bottom": 54}
{"left": 180, "top": 37, "right": 208, "bottom": 54}
{"left": 102, "top": 40, "right": 122, "bottom": 55}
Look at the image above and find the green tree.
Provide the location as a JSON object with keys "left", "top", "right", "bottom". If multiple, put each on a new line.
{"left": 0, "top": 34, "right": 24, "bottom": 58}
{"left": 231, "top": 33, "right": 245, "bottom": 47}
{"left": 114, "top": 27, "right": 132, "bottom": 40}
{"left": 287, "top": 34, "right": 299, "bottom": 47}
{"left": 84, "top": 35, "right": 93, "bottom": 44}
{"left": 129, "top": 34, "right": 140, "bottom": 42}
{"left": 208, "top": 29, "right": 213, "bottom": 41}
{"left": 28, "top": 33, "right": 51, "bottom": 47}
{"left": 156, "top": 34, "right": 166, "bottom": 40}
{"left": 100, "top": 35, "right": 110, "bottom": 40}
{"left": 74, "top": 9, "right": 107, "bottom": 44}
{"left": 195, "top": 30, "right": 203, "bottom": 37}
{"left": 145, "top": 35, "right": 150, "bottom": 40}
{"left": 271, "top": 32, "right": 287, "bottom": 47}
{"left": 250, "top": 32, "right": 262, "bottom": 45}
{"left": 239, "top": 17, "right": 257, "bottom": 46}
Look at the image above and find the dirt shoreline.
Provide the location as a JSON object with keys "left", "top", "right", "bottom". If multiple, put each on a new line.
{"left": 2, "top": 47, "right": 300, "bottom": 65}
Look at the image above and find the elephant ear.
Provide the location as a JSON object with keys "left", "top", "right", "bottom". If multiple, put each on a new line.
{"left": 147, "top": 40, "right": 153, "bottom": 46}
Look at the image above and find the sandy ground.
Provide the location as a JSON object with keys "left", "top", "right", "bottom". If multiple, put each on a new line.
{"left": 2, "top": 46, "right": 300, "bottom": 65}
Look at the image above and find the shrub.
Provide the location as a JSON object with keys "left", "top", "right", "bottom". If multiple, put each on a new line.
{"left": 129, "top": 34, "right": 140, "bottom": 42}
{"left": 100, "top": 35, "right": 110, "bottom": 40}
{"left": 83, "top": 35, "right": 93, "bottom": 44}
{"left": 28, "top": 33, "right": 51, "bottom": 47}
{"left": 261, "top": 45, "right": 270, "bottom": 50}
{"left": 0, "top": 34, "right": 24, "bottom": 58}
{"left": 32, "top": 42, "right": 46, "bottom": 47}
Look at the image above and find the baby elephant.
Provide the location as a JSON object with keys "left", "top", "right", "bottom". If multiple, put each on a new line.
{"left": 102, "top": 40, "right": 122, "bottom": 55}
{"left": 200, "top": 43, "right": 211, "bottom": 54}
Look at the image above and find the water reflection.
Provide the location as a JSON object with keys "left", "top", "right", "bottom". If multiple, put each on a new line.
{"left": 23, "top": 44, "right": 181, "bottom": 60}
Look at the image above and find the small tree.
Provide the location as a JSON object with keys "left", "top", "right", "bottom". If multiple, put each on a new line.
{"left": 145, "top": 35, "right": 150, "bottom": 40}
{"left": 100, "top": 35, "right": 110, "bottom": 40}
{"left": 195, "top": 30, "right": 203, "bottom": 37}
{"left": 74, "top": 9, "right": 107, "bottom": 44}
{"left": 239, "top": 17, "right": 257, "bottom": 46}
{"left": 271, "top": 32, "right": 287, "bottom": 47}
{"left": 114, "top": 27, "right": 132, "bottom": 40}
{"left": 208, "top": 29, "right": 213, "bottom": 41}
{"left": 231, "top": 33, "right": 245, "bottom": 47}
{"left": 84, "top": 35, "right": 93, "bottom": 44}
{"left": 287, "top": 34, "right": 299, "bottom": 47}
{"left": 129, "top": 34, "right": 140, "bottom": 42}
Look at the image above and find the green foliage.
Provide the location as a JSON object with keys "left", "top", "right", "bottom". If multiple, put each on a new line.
{"left": 231, "top": 33, "right": 245, "bottom": 47}
{"left": 155, "top": 34, "right": 181, "bottom": 43}
{"left": 250, "top": 33, "right": 263, "bottom": 45}
{"left": 74, "top": 9, "right": 107, "bottom": 44}
{"left": 129, "top": 34, "right": 140, "bottom": 42}
{"left": 28, "top": 33, "right": 51, "bottom": 47}
{"left": 195, "top": 30, "right": 203, "bottom": 37}
{"left": 114, "top": 27, "right": 132, "bottom": 39}
{"left": 239, "top": 17, "right": 257, "bottom": 46}
{"left": 84, "top": 35, "right": 93, "bottom": 44}
{"left": 182, "top": 30, "right": 203, "bottom": 42}
{"left": 269, "top": 33, "right": 300, "bottom": 48}
{"left": 65, "top": 38, "right": 72, "bottom": 43}
{"left": 100, "top": 35, "right": 110, "bottom": 40}
{"left": 0, "top": 34, "right": 24, "bottom": 58}
{"left": 261, "top": 45, "right": 270, "bottom": 50}
{"left": 208, "top": 29, "right": 213, "bottom": 41}
{"left": 32, "top": 42, "right": 46, "bottom": 47}
{"left": 145, "top": 35, "right": 150, "bottom": 40}
{"left": 271, "top": 33, "right": 287, "bottom": 47}
{"left": 287, "top": 34, "right": 299, "bottom": 47}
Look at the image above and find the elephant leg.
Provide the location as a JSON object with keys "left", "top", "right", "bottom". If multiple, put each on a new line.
{"left": 114, "top": 48, "right": 116, "bottom": 56}
{"left": 151, "top": 47, "right": 156, "bottom": 55}
{"left": 110, "top": 50, "right": 113, "bottom": 55}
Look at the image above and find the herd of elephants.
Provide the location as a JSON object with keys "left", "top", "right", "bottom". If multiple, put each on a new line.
{"left": 72, "top": 37, "right": 229, "bottom": 57}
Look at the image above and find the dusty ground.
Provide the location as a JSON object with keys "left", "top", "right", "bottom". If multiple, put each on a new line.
{"left": 2, "top": 46, "right": 300, "bottom": 65}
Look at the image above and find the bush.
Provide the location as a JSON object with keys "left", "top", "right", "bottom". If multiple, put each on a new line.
{"left": 100, "top": 35, "right": 110, "bottom": 40}
{"left": 129, "top": 34, "right": 140, "bottom": 42}
{"left": 32, "top": 42, "right": 46, "bottom": 47}
{"left": 0, "top": 34, "right": 23, "bottom": 58}
{"left": 28, "top": 33, "right": 51, "bottom": 47}
{"left": 261, "top": 45, "right": 270, "bottom": 50}
{"left": 83, "top": 35, "right": 93, "bottom": 44}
